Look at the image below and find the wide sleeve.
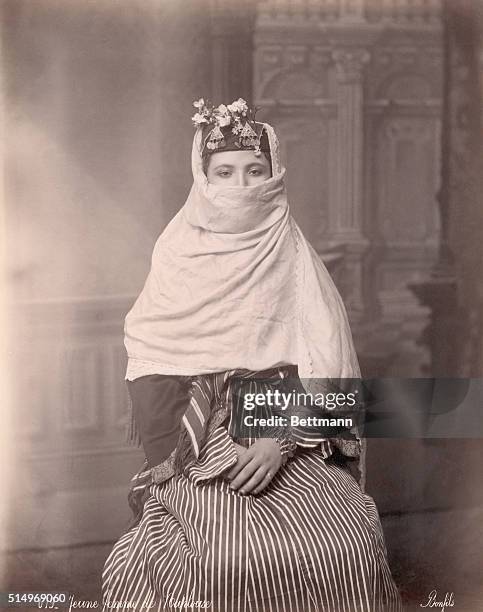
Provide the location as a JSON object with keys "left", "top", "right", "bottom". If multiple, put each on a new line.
{"left": 126, "top": 380, "right": 238, "bottom": 526}
{"left": 184, "top": 425, "right": 239, "bottom": 484}
{"left": 126, "top": 374, "right": 192, "bottom": 469}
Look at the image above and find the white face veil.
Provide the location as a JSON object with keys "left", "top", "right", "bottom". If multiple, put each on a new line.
{"left": 124, "top": 123, "right": 361, "bottom": 383}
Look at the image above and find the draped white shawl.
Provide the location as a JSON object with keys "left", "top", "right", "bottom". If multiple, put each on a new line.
{"left": 124, "top": 123, "right": 360, "bottom": 383}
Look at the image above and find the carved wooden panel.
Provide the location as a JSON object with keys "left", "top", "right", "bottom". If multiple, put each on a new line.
{"left": 374, "top": 117, "right": 441, "bottom": 246}
{"left": 6, "top": 297, "right": 143, "bottom": 548}
{"left": 255, "top": 43, "right": 332, "bottom": 104}
{"left": 61, "top": 345, "right": 102, "bottom": 433}
{"left": 257, "top": 0, "right": 441, "bottom": 24}
{"left": 254, "top": 0, "right": 444, "bottom": 371}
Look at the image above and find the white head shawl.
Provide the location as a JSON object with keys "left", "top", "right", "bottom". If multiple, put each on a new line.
{"left": 124, "top": 123, "right": 361, "bottom": 383}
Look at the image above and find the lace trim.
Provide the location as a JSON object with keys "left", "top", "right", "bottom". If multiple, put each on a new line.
{"left": 126, "top": 358, "right": 226, "bottom": 381}
{"left": 151, "top": 447, "right": 177, "bottom": 484}
{"left": 330, "top": 437, "right": 361, "bottom": 458}
{"left": 275, "top": 435, "right": 298, "bottom": 465}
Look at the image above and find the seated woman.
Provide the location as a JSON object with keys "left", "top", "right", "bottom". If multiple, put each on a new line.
{"left": 101, "top": 98, "right": 402, "bottom": 612}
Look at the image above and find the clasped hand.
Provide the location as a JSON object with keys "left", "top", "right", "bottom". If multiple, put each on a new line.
{"left": 224, "top": 438, "right": 282, "bottom": 495}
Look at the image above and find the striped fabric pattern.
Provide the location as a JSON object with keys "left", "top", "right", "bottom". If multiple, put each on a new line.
{"left": 126, "top": 370, "right": 265, "bottom": 517}
{"left": 102, "top": 425, "right": 402, "bottom": 611}
{"left": 126, "top": 367, "right": 343, "bottom": 523}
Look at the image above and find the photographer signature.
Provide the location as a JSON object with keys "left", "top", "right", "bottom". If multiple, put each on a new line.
{"left": 420, "top": 590, "right": 455, "bottom": 611}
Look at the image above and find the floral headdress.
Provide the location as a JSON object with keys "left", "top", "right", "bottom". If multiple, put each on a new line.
{"left": 192, "top": 98, "right": 265, "bottom": 157}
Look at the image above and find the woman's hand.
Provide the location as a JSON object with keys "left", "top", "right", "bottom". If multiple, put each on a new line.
{"left": 222, "top": 442, "right": 248, "bottom": 483}
{"left": 225, "top": 439, "right": 282, "bottom": 495}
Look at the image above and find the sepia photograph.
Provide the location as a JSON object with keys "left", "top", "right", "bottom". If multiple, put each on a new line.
{"left": 1, "top": 1, "right": 483, "bottom": 611}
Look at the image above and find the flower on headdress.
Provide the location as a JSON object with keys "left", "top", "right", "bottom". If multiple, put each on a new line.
{"left": 192, "top": 97, "right": 261, "bottom": 155}
{"left": 214, "top": 104, "right": 231, "bottom": 127}
{"left": 192, "top": 112, "right": 208, "bottom": 125}
{"left": 227, "top": 98, "right": 248, "bottom": 115}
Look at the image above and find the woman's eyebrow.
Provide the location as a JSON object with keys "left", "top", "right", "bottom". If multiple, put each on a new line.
{"left": 213, "top": 164, "right": 234, "bottom": 170}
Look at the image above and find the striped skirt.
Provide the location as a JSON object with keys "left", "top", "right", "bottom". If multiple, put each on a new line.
{"left": 101, "top": 428, "right": 402, "bottom": 612}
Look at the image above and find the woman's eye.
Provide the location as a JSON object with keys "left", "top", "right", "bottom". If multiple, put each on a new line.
{"left": 249, "top": 169, "right": 262, "bottom": 176}
{"left": 217, "top": 171, "right": 231, "bottom": 178}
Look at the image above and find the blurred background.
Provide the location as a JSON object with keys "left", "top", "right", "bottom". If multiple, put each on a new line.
{"left": 1, "top": 0, "right": 483, "bottom": 609}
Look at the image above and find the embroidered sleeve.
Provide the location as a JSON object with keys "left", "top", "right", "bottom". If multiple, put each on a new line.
{"left": 329, "top": 437, "right": 362, "bottom": 458}
{"left": 274, "top": 435, "right": 298, "bottom": 464}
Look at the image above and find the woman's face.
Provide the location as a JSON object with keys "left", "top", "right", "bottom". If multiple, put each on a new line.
{"left": 206, "top": 150, "right": 271, "bottom": 186}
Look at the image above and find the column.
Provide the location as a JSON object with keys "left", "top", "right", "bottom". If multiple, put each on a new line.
{"left": 329, "top": 47, "right": 370, "bottom": 319}
{"left": 210, "top": 0, "right": 256, "bottom": 103}
{"left": 331, "top": 47, "right": 370, "bottom": 243}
